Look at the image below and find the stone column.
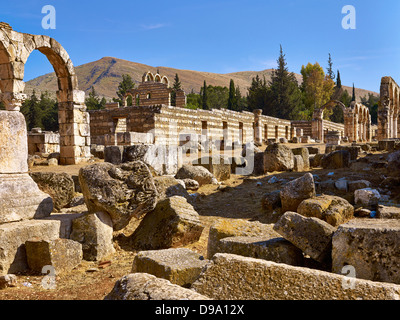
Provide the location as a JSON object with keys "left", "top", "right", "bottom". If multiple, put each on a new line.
{"left": 253, "top": 109, "right": 263, "bottom": 145}
{"left": 393, "top": 113, "right": 398, "bottom": 138}
{"left": 57, "top": 90, "right": 91, "bottom": 165}
{"left": 0, "top": 107, "right": 53, "bottom": 223}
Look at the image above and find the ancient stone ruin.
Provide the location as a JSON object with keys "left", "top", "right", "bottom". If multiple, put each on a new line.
{"left": 1, "top": 21, "right": 400, "bottom": 302}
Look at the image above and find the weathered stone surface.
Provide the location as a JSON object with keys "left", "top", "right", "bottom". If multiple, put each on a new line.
{"left": 334, "top": 178, "right": 348, "bottom": 192}
{"left": 79, "top": 161, "right": 158, "bottom": 231}
{"left": 252, "top": 152, "right": 265, "bottom": 175}
{"left": 332, "top": 219, "right": 400, "bottom": 285}
{"left": 122, "top": 144, "right": 181, "bottom": 176}
{"left": 0, "top": 173, "right": 53, "bottom": 224}
{"left": 354, "top": 188, "right": 381, "bottom": 208}
{"left": 193, "top": 155, "right": 231, "bottom": 181}
{"left": 191, "top": 253, "right": 400, "bottom": 300}
{"left": 105, "top": 273, "right": 210, "bottom": 300}
{"left": 261, "top": 190, "right": 282, "bottom": 212}
{"left": 25, "top": 238, "right": 82, "bottom": 274}
{"left": 377, "top": 205, "right": 400, "bottom": 219}
{"left": 311, "top": 153, "right": 325, "bottom": 168}
{"left": 130, "top": 196, "right": 204, "bottom": 250}
{"left": 153, "top": 176, "right": 189, "bottom": 200}
{"left": 175, "top": 165, "right": 216, "bottom": 186}
{"left": 0, "top": 274, "right": 17, "bottom": 289}
{"left": 30, "top": 172, "right": 75, "bottom": 212}
{"left": 293, "top": 155, "right": 304, "bottom": 172}
{"left": 241, "top": 142, "right": 261, "bottom": 157}
{"left": 321, "top": 150, "right": 351, "bottom": 169}
{"left": 181, "top": 178, "right": 199, "bottom": 191}
{"left": 264, "top": 143, "right": 294, "bottom": 172}
{"left": 207, "top": 218, "right": 279, "bottom": 259}
{"left": 273, "top": 211, "right": 336, "bottom": 263}
{"left": 104, "top": 146, "right": 123, "bottom": 165}
{"left": 297, "top": 195, "right": 354, "bottom": 227}
{"left": 348, "top": 180, "right": 371, "bottom": 192}
{"left": 292, "top": 147, "right": 310, "bottom": 171}
{"left": 44, "top": 212, "right": 85, "bottom": 239}
{"left": 280, "top": 173, "right": 316, "bottom": 213}
{"left": 70, "top": 212, "right": 115, "bottom": 261}
{"left": 132, "top": 248, "right": 208, "bottom": 287}
{"left": 0, "top": 111, "right": 29, "bottom": 174}
{"left": 387, "top": 151, "right": 400, "bottom": 176}
{"left": 0, "top": 219, "right": 60, "bottom": 275}
{"left": 218, "top": 235, "right": 304, "bottom": 266}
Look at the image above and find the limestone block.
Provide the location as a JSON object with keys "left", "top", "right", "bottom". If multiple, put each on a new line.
{"left": 0, "top": 111, "right": 29, "bottom": 174}
{"left": 348, "top": 180, "right": 371, "bottom": 193}
{"left": 104, "top": 146, "right": 124, "bottom": 165}
{"left": 218, "top": 235, "right": 304, "bottom": 266}
{"left": 332, "top": 219, "right": 400, "bottom": 285}
{"left": 70, "top": 212, "right": 115, "bottom": 261}
{"left": 264, "top": 143, "right": 294, "bottom": 172}
{"left": 175, "top": 165, "right": 216, "bottom": 186}
{"left": 44, "top": 212, "right": 85, "bottom": 239}
{"left": 0, "top": 173, "right": 53, "bottom": 224}
{"left": 0, "top": 274, "right": 17, "bottom": 289}
{"left": 25, "top": 238, "right": 83, "bottom": 274}
{"left": 293, "top": 155, "right": 305, "bottom": 172}
{"left": 292, "top": 147, "right": 310, "bottom": 170}
{"left": 193, "top": 155, "right": 231, "bottom": 181}
{"left": 354, "top": 188, "right": 381, "bottom": 208}
{"left": 0, "top": 219, "right": 61, "bottom": 275}
{"left": 191, "top": 253, "right": 400, "bottom": 300}
{"left": 273, "top": 211, "right": 336, "bottom": 263}
{"left": 132, "top": 248, "right": 208, "bottom": 287}
{"left": 105, "top": 273, "right": 211, "bottom": 300}
{"left": 130, "top": 196, "right": 204, "bottom": 250}
{"left": 297, "top": 195, "right": 354, "bottom": 227}
{"left": 377, "top": 205, "right": 400, "bottom": 219}
{"left": 207, "top": 218, "right": 280, "bottom": 259}
{"left": 280, "top": 173, "right": 316, "bottom": 213}
{"left": 153, "top": 176, "right": 189, "bottom": 200}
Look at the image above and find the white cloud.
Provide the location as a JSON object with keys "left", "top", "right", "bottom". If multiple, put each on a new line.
{"left": 141, "top": 23, "right": 168, "bottom": 30}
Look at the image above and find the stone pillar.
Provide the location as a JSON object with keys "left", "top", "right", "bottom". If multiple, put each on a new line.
{"left": 253, "top": 109, "right": 263, "bottom": 145}
{"left": 393, "top": 113, "right": 398, "bottom": 138}
{"left": 57, "top": 90, "right": 91, "bottom": 165}
{"left": 353, "top": 115, "right": 359, "bottom": 142}
{"left": 0, "top": 110, "right": 53, "bottom": 223}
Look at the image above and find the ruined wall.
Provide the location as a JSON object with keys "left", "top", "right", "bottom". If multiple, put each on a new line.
{"left": 379, "top": 76, "right": 400, "bottom": 140}
{"left": 28, "top": 130, "right": 60, "bottom": 155}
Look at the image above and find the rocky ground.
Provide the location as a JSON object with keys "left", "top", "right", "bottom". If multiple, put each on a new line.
{"left": 0, "top": 142, "right": 398, "bottom": 300}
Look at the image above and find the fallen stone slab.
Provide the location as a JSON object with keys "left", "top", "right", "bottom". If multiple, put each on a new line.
{"left": 297, "top": 195, "right": 354, "bottom": 227}
{"left": 280, "top": 173, "right": 316, "bottom": 213}
{"left": 377, "top": 205, "right": 400, "bottom": 219}
{"left": 70, "top": 212, "right": 115, "bottom": 261}
{"left": 104, "top": 146, "right": 124, "bottom": 165}
{"left": 191, "top": 253, "right": 400, "bottom": 300}
{"left": 132, "top": 248, "right": 208, "bottom": 287}
{"left": 273, "top": 212, "right": 336, "bottom": 263}
{"left": 0, "top": 274, "right": 17, "bottom": 289}
{"left": 207, "top": 218, "right": 280, "bottom": 259}
{"left": 218, "top": 235, "right": 304, "bottom": 266}
{"left": 175, "top": 165, "right": 217, "bottom": 186}
{"left": 153, "top": 176, "right": 189, "bottom": 200}
{"left": 30, "top": 172, "right": 75, "bottom": 212}
{"left": 321, "top": 150, "right": 351, "bottom": 169}
{"left": 264, "top": 143, "right": 294, "bottom": 172}
{"left": 130, "top": 196, "right": 204, "bottom": 250}
{"left": 332, "top": 219, "right": 400, "bottom": 285}
{"left": 193, "top": 155, "right": 231, "bottom": 181}
{"left": 105, "top": 273, "right": 211, "bottom": 300}
{"left": 79, "top": 161, "right": 158, "bottom": 231}
{"left": 0, "top": 219, "right": 60, "bottom": 275}
{"left": 292, "top": 147, "right": 310, "bottom": 171}
{"left": 348, "top": 180, "right": 371, "bottom": 193}
{"left": 43, "top": 212, "right": 86, "bottom": 239}
{"left": 25, "top": 238, "right": 82, "bottom": 274}
{"left": 354, "top": 188, "right": 381, "bottom": 209}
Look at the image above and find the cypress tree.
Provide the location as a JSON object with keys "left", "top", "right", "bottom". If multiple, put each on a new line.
{"left": 352, "top": 83, "right": 356, "bottom": 102}
{"left": 336, "top": 70, "right": 342, "bottom": 88}
{"left": 202, "top": 80, "right": 209, "bottom": 110}
{"left": 171, "top": 73, "right": 182, "bottom": 106}
{"left": 227, "top": 79, "right": 237, "bottom": 110}
{"left": 327, "top": 53, "right": 335, "bottom": 80}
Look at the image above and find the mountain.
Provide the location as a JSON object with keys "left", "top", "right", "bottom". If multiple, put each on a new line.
{"left": 25, "top": 57, "right": 378, "bottom": 102}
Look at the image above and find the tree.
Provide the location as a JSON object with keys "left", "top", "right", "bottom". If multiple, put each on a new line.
{"left": 86, "top": 87, "right": 106, "bottom": 110}
{"left": 227, "top": 79, "right": 237, "bottom": 110}
{"left": 352, "top": 83, "right": 356, "bottom": 102}
{"left": 361, "top": 93, "right": 379, "bottom": 124}
{"left": 201, "top": 80, "right": 209, "bottom": 110}
{"left": 327, "top": 53, "right": 335, "bottom": 81}
{"left": 116, "top": 74, "right": 135, "bottom": 104}
{"left": 247, "top": 75, "right": 268, "bottom": 112}
{"left": 265, "top": 45, "right": 304, "bottom": 119}
{"left": 301, "top": 62, "right": 335, "bottom": 114}
{"left": 171, "top": 73, "right": 182, "bottom": 106}
{"left": 336, "top": 70, "right": 342, "bottom": 88}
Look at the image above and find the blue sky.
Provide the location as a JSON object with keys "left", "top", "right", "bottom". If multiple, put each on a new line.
{"left": 2, "top": 0, "right": 400, "bottom": 93}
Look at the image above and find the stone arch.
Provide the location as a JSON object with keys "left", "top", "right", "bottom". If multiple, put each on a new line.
{"left": 161, "top": 76, "right": 169, "bottom": 86}
{"left": 123, "top": 92, "right": 135, "bottom": 106}
{"left": 154, "top": 74, "right": 162, "bottom": 83}
{"left": 0, "top": 25, "right": 90, "bottom": 165}
{"left": 142, "top": 71, "right": 154, "bottom": 82}
{"left": 312, "top": 100, "right": 347, "bottom": 141}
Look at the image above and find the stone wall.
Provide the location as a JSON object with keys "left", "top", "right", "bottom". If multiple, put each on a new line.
{"left": 379, "top": 76, "right": 400, "bottom": 140}
{"left": 28, "top": 130, "right": 60, "bottom": 155}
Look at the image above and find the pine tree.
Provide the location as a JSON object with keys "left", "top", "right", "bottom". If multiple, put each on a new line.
{"left": 227, "top": 79, "right": 237, "bottom": 110}
{"left": 327, "top": 53, "right": 335, "bottom": 81}
{"left": 116, "top": 74, "right": 135, "bottom": 101}
{"left": 171, "top": 73, "right": 182, "bottom": 106}
{"left": 336, "top": 70, "right": 342, "bottom": 88}
{"left": 266, "top": 45, "right": 304, "bottom": 119}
